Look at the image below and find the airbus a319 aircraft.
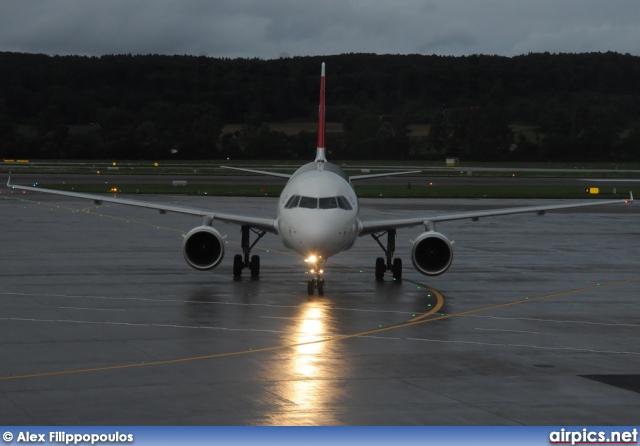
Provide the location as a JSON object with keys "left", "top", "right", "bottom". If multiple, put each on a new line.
{"left": 7, "top": 63, "right": 633, "bottom": 295}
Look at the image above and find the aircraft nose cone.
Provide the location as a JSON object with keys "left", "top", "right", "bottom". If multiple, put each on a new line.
{"left": 298, "top": 221, "right": 336, "bottom": 254}
{"left": 281, "top": 210, "right": 356, "bottom": 259}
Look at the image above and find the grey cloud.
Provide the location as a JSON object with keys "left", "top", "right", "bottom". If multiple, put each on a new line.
{"left": 0, "top": 0, "right": 638, "bottom": 58}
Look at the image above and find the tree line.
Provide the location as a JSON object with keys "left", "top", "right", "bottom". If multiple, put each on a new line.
{"left": 1, "top": 51, "right": 639, "bottom": 161}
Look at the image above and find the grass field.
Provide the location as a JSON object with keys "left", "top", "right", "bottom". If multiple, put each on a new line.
{"left": 4, "top": 159, "right": 640, "bottom": 178}
{"left": 5, "top": 159, "right": 639, "bottom": 198}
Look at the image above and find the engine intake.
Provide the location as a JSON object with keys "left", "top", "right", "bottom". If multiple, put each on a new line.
{"left": 183, "top": 226, "right": 225, "bottom": 270}
{"left": 411, "top": 231, "right": 453, "bottom": 276}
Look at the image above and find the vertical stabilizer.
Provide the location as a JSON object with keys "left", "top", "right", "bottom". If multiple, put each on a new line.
{"left": 315, "top": 62, "right": 327, "bottom": 162}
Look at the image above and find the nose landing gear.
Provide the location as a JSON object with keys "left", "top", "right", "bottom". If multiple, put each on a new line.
{"left": 307, "top": 276, "right": 325, "bottom": 296}
{"left": 305, "top": 256, "right": 325, "bottom": 296}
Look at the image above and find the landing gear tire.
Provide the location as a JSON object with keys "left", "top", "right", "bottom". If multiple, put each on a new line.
{"left": 234, "top": 225, "right": 266, "bottom": 280}
{"left": 392, "top": 258, "right": 402, "bottom": 281}
{"left": 375, "top": 257, "right": 385, "bottom": 280}
{"left": 317, "top": 279, "right": 325, "bottom": 296}
{"left": 307, "top": 279, "right": 315, "bottom": 296}
{"left": 233, "top": 254, "right": 243, "bottom": 277}
{"left": 250, "top": 255, "right": 260, "bottom": 277}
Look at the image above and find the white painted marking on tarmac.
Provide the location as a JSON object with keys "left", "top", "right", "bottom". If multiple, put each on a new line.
{"left": 360, "top": 335, "right": 401, "bottom": 340}
{"left": 582, "top": 179, "right": 640, "bottom": 182}
{"left": 3, "top": 316, "right": 288, "bottom": 334}
{"left": 474, "top": 328, "right": 549, "bottom": 334}
{"left": 59, "top": 306, "right": 126, "bottom": 312}
{"left": 463, "top": 314, "right": 640, "bottom": 327}
{"left": 406, "top": 337, "right": 640, "bottom": 355}
{"left": 330, "top": 306, "right": 416, "bottom": 315}
{"left": 1, "top": 291, "right": 419, "bottom": 317}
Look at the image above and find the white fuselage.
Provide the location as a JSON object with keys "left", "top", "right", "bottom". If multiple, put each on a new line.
{"left": 276, "top": 161, "right": 360, "bottom": 260}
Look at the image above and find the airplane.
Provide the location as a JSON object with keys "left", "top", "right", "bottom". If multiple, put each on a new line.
{"left": 6, "top": 63, "right": 634, "bottom": 295}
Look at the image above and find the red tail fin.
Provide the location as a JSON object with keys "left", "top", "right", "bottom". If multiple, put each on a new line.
{"left": 315, "top": 62, "right": 327, "bottom": 162}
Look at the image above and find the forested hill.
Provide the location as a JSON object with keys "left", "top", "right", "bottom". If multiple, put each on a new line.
{"left": 1, "top": 51, "right": 639, "bottom": 161}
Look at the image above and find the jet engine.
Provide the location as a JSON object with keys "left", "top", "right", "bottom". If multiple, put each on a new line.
{"left": 183, "top": 226, "right": 225, "bottom": 270}
{"left": 411, "top": 231, "right": 453, "bottom": 276}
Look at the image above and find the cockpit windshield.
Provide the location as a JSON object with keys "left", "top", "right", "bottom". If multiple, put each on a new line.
{"left": 319, "top": 197, "right": 337, "bottom": 209}
{"left": 284, "top": 195, "right": 353, "bottom": 210}
{"left": 299, "top": 196, "right": 318, "bottom": 209}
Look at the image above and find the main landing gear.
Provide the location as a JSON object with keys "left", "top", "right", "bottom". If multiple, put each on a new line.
{"left": 233, "top": 225, "right": 266, "bottom": 278}
{"left": 305, "top": 256, "right": 325, "bottom": 296}
{"left": 371, "top": 229, "right": 402, "bottom": 281}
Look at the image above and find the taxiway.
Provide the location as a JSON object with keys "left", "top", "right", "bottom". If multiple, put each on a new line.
{"left": 1, "top": 191, "right": 639, "bottom": 425}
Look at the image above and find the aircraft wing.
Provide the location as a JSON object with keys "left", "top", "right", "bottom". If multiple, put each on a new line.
{"left": 359, "top": 194, "right": 633, "bottom": 236}
{"left": 349, "top": 170, "right": 421, "bottom": 181}
{"left": 220, "top": 166, "right": 292, "bottom": 179}
{"left": 220, "top": 166, "right": 421, "bottom": 181}
{"left": 6, "top": 178, "right": 279, "bottom": 234}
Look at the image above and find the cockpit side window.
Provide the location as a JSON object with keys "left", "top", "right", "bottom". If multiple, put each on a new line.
{"left": 319, "top": 197, "right": 338, "bottom": 209}
{"left": 336, "top": 196, "right": 353, "bottom": 210}
{"left": 285, "top": 195, "right": 300, "bottom": 209}
{"left": 298, "top": 196, "right": 318, "bottom": 209}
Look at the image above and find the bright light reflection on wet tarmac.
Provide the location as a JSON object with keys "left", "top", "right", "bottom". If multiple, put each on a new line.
{"left": 286, "top": 304, "right": 329, "bottom": 413}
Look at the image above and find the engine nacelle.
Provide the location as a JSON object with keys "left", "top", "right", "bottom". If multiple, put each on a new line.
{"left": 183, "top": 226, "right": 225, "bottom": 271}
{"left": 411, "top": 231, "right": 453, "bottom": 276}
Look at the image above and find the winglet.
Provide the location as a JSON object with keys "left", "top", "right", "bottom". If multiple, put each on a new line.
{"left": 629, "top": 191, "right": 634, "bottom": 203}
{"left": 315, "top": 62, "right": 327, "bottom": 162}
{"left": 6, "top": 177, "right": 11, "bottom": 188}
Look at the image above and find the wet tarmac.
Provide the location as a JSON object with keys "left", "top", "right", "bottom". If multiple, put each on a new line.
{"left": 1, "top": 191, "right": 639, "bottom": 425}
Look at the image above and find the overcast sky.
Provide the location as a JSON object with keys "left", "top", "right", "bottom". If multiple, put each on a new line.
{"left": 1, "top": 0, "right": 639, "bottom": 59}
